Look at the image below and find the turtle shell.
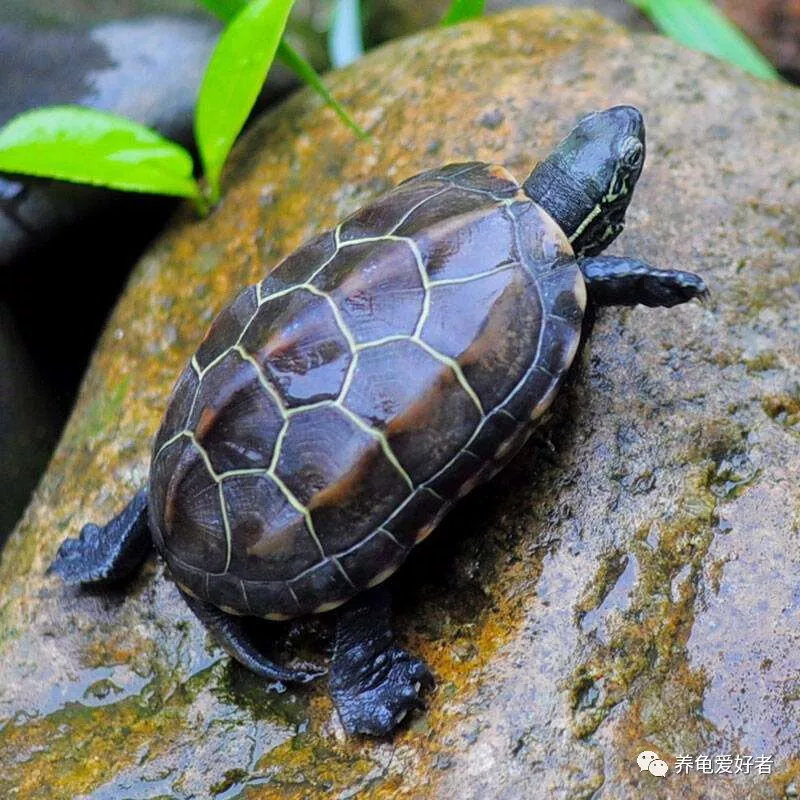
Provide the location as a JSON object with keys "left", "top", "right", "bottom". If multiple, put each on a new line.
{"left": 148, "top": 162, "right": 587, "bottom": 619}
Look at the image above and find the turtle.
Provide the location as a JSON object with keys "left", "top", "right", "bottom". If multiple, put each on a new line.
{"left": 50, "top": 105, "right": 708, "bottom": 736}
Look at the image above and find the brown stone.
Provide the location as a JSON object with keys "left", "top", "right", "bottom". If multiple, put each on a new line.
{"left": 718, "top": 0, "right": 800, "bottom": 81}
{"left": 1, "top": 8, "right": 798, "bottom": 798}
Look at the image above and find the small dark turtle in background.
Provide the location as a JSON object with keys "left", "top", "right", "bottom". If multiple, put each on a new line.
{"left": 50, "top": 106, "right": 707, "bottom": 736}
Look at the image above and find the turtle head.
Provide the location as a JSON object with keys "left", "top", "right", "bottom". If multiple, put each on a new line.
{"left": 522, "top": 106, "right": 645, "bottom": 257}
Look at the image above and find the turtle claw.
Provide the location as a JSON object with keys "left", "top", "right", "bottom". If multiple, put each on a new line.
{"left": 407, "top": 659, "right": 433, "bottom": 684}
{"left": 48, "top": 525, "right": 101, "bottom": 583}
{"left": 331, "top": 645, "right": 434, "bottom": 736}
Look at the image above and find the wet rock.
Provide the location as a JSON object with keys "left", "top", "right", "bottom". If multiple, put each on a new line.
{"left": 0, "top": 8, "right": 798, "bottom": 798}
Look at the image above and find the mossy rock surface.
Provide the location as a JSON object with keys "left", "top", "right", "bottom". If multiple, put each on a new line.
{"left": 1, "top": 8, "right": 799, "bottom": 799}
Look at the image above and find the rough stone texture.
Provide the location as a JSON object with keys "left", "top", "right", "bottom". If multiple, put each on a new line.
{"left": 0, "top": 8, "right": 798, "bottom": 798}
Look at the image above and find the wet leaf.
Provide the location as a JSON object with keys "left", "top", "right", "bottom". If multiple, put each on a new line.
{"left": 195, "top": 0, "right": 295, "bottom": 202}
{"left": 0, "top": 106, "right": 202, "bottom": 201}
{"left": 197, "top": 0, "right": 366, "bottom": 138}
{"left": 278, "top": 42, "right": 367, "bottom": 138}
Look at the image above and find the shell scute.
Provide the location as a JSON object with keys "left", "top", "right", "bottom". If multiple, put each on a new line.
{"left": 153, "top": 364, "right": 198, "bottom": 452}
{"left": 508, "top": 200, "right": 573, "bottom": 275}
{"left": 196, "top": 286, "right": 258, "bottom": 370}
{"left": 149, "top": 436, "right": 188, "bottom": 550}
{"left": 289, "top": 559, "right": 354, "bottom": 613}
{"left": 310, "top": 238, "right": 424, "bottom": 344}
{"left": 399, "top": 162, "right": 485, "bottom": 185}
{"left": 188, "top": 350, "right": 282, "bottom": 473}
{"left": 421, "top": 266, "right": 544, "bottom": 410}
{"left": 339, "top": 181, "right": 446, "bottom": 242}
{"left": 275, "top": 405, "right": 412, "bottom": 553}
{"left": 538, "top": 264, "right": 587, "bottom": 324}
{"left": 537, "top": 315, "right": 582, "bottom": 379}
{"left": 466, "top": 410, "right": 523, "bottom": 460}
{"left": 406, "top": 202, "right": 518, "bottom": 283}
{"left": 503, "top": 365, "right": 559, "bottom": 422}
{"left": 344, "top": 339, "right": 482, "bottom": 484}
{"left": 239, "top": 579, "right": 301, "bottom": 619}
{"left": 383, "top": 487, "right": 447, "bottom": 549}
{"left": 158, "top": 445, "right": 228, "bottom": 573}
{"left": 442, "top": 163, "right": 519, "bottom": 198}
{"left": 427, "top": 449, "right": 484, "bottom": 499}
{"left": 221, "top": 473, "right": 321, "bottom": 581}
{"left": 260, "top": 230, "right": 337, "bottom": 298}
{"left": 204, "top": 574, "right": 249, "bottom": 615}
{"left": 400, "top": 162, "right": 518, "bottom": 199}
{"left": 337, "top": 529, "right": 407, "bottom": 591}
{"left": 240, "top": 288, "right": 351, "bottom": 408}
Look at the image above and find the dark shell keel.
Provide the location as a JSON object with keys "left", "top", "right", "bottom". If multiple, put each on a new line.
{"left": 148, "top": 164, "right": 586, "bottom": 619}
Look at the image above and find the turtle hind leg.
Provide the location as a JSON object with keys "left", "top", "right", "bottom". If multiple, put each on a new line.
{"left": 48, "top": 488, "right": 152, "bottom": 585}
{"left": 179, "top": 590, "right": 325, "bottom": 686}
{"left": 579, "top": 255, "right": 709, "bottom": 308}
{"left": 330, "top": 586, "right": 434, "bottom": 736}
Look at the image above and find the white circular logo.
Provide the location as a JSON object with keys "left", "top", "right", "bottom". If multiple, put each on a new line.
{"left": 637, "top": 750, "right": 668, "bottom": 777}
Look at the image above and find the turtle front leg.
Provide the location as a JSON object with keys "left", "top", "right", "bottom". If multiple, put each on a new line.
{"left": 48, "top": 488, "right": 152, "bottom": 585}
{"left": 579, "top": 255, "right": 709, "bottom": 308}
{"left": 330, "top": 587, "right": 433, "bottom": 736}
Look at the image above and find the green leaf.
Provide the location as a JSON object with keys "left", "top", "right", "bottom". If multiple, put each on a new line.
{"left": 0, "top": 106, "right": 203, "bottom": 202}
{"left": 196, "top": 0, "right": 295, "bottom": 202}
{"left": 277, "top": 41, "right": 368, "bottom": 139}
{"left": 194, "top": 0, "right": 245, "bottom": 22}
{"left": 442, "top": 0, "right": 485, "bottom": 26}
{"left": 197, "top": 0, "right": 367, "bottom": 139}
{"left": 628, "top": 0, "right": 779, "bottom": 81}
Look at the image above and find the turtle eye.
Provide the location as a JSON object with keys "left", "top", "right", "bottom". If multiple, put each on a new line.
{"left": 622, "top": 137, "right": 644, "bottom": 169}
